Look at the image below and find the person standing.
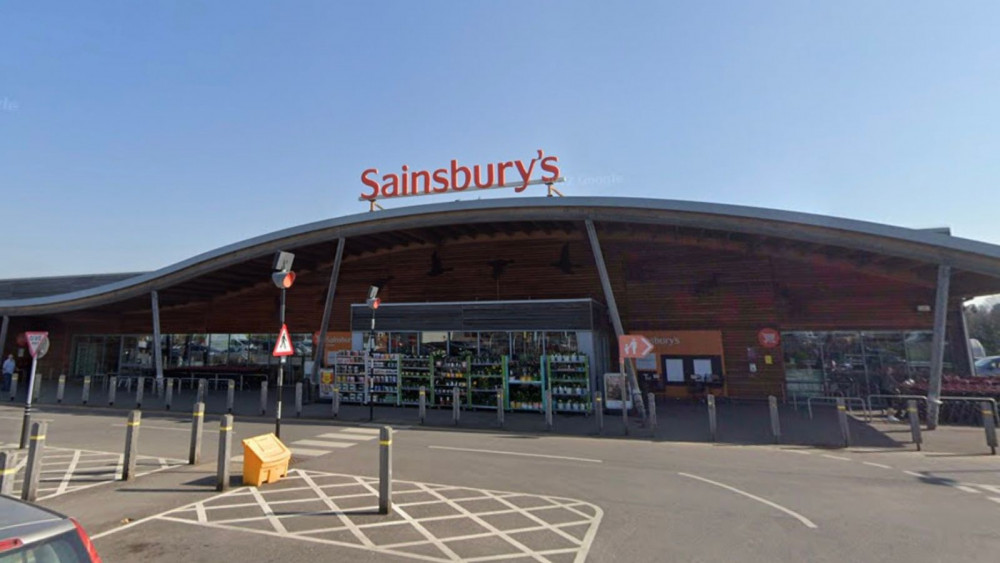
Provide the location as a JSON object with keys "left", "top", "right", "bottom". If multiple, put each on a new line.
{"left": 2, "top": 354, "right": 14, "bottom": 392}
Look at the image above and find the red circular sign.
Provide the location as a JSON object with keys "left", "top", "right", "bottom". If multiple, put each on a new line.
{"left": 757, "top": 328, "right": 780, "bottom": 349}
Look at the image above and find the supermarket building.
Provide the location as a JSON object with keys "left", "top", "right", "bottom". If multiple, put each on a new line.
{"left": 2, "top": 196, "right": 1000, "bottom": 411}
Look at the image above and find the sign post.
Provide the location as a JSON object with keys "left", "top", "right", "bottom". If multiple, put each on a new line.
{"left": 19, "top": 332, "right": 49, "bottom": 449}
{"left": 272, "top": 323, "right": 295, "bottom": 438}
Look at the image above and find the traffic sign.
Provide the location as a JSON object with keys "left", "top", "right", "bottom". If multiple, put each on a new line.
{"left": 757, "top": 328, "right": 780, "bottom": 349}
{"left": 25, "top": 332, "right": 49, "bottom": 359}
{"left": 619, "top": 334, "right": 654, "bottom": 359}
{"left": 272, "top": 325, "right": 295, "bottom": 357}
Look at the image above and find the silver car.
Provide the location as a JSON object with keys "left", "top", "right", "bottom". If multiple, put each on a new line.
{"left": 974, "top": 355, "right": 1000, "bottom": 377}
{"left": 0, "top": 495, "right": 101, "bottom": 562}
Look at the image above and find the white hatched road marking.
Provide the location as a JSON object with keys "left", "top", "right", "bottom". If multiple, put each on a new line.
{"left": 989, "top": 497, "right": 1000, "bottom": 505}
{"left": 5, "top": 445, "right": 185, "bottom": 501}
{"left": 954, "top": 485, "right": 980, "bottom": 494}
{"left": 315, "top": 432, "right": 376, "bottom": 441}
{"left": 821, "top": 454, "right": 851, "bottom": 462}
{"left": 340, "top": 427, "right": 382, "bottom": 435}
{"left": 429, "top": 446, "right": 603, "bottom": 464}
{"left": 678, "top": 472, "right": 818, "bottom": 529}
{"left": 289, "top": 447, "right": 330, "bottom": 457}
{"left": 90, "top": 469, "right": 604, "bottom": 562}
{"left": 291, "top": 439, "right": 357, "bottom": 449}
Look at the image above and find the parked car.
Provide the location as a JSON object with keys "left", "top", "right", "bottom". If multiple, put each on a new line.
{"left": 0, "top": 494, "right": 101, "bottom": 562}
{"left": 974, "top": 355, "right": 1000, "bottom": 377}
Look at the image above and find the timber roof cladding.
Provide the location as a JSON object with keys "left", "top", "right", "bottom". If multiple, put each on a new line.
{"left": 3, "top": 196, "right": 1000, "bottom": 317}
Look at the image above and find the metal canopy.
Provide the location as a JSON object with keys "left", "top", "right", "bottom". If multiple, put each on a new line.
{"left": 4, "top": 196, "right": 1000, "bottom": 316}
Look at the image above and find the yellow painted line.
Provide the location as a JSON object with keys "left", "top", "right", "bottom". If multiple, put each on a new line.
{"left": 193, "top": 412, "right": 204, "bottom": 417}
{"left": 31, "top": 435, "right": 46, "bottom": 440}
{"left": 126, "top": 422, "right": 141, "bottom": 427}
{"left": 220, "top": 426, "right": 233, "bottom": 431}
{"left": 379, "top": 440, "right": 392, "bottom": 446}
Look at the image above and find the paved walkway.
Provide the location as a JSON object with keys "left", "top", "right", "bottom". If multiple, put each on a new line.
{"left": 10, "top": 378, "right": 1000, "bottom": 454}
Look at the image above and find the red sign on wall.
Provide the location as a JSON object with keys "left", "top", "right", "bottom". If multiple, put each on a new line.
{"left": 757, "top": 328, "right": 781, "bottom": 349}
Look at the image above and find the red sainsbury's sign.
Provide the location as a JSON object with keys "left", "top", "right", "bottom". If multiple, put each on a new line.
{"left": 359, "top": 150, "right": 562, "bottom": 201}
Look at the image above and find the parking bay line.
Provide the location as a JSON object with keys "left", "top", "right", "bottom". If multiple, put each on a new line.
{"left": 314, "top": 433, "right": 376, "bottom": 441}
{"left": 428, "top": 446, "right": 602, "bottom": 464}
{"left": 678, "top": 472, "right": 818, "bottom": 529}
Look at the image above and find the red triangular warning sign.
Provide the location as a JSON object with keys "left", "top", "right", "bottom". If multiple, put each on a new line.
{"left": 272, "top": 324, "right": 295, "bottom": 357}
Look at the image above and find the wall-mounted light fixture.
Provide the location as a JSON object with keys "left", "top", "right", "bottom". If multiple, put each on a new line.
{"left": 916, "top": 305, "right": 932, "bottom": 313}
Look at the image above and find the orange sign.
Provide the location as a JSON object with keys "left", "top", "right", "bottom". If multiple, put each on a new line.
{"left": 619, "top": 335, "right": 654, "bottom": 359}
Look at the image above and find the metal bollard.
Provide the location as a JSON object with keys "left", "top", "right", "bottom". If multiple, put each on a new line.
{"left": 22, "top": 421, "right": 46, "bottom": 502}
{"left": 226, "top": 380, "right": 235, "bottom": 414}
{"left": 497, "top": 389, "right": 505, "bottom": 428}
{"left": 332, "top": 388, "right": 340, "bottom": 418}
{"left": 123, "top": 410, "right": 141, "bottom": 481}
{"left": 295, "top": 382, "right": 303, "bottom": 418}
{"left": 452, "top": 387, "right": 460, "bottom": 425}
{"left": 125, "top": 377, "right": 132, "bottom": 394}
{"left": 983, "top": 401, "right": 997, "bottom": 455}
{"left": 908, "top": 400, "right": 922, "bottom": 451}
{"left": 769, "top": 395, "right": 781, "bottom": 444}
{"left": 165, "top": 378, "right": 174, "bottom": 410}
{"left": 217, "top": 414, "right": 233, "bottom": 491}
{"left": 56, "top": 375, "right": 66, "bottom": 404}
{"left": 621, "top": 380, "right": 629, "bottom": 435}
{"left": 648, "top": 392, "right": 658, "bottom": 431}
{"left": 545, "top": 389, "right": 554, "bottom": 430}
{"left": 418, "top": 386, "right": 426, "bottom": 424}
{"left": 707, "top": 394, "right": 717, "bottom": 442}
{"left": 595, "top": 391, "right": 604, "bottom": 434}
{"left": 189, "top": 402, "right": 205, "bottom": 465}
{"left": 108, "top": 376, "right": 117, "bottom": 406}
{"left": 9, "top": 373, "right": 17, "bottom": 401}
{"left": 136, "top": 376, "right": 145, "bottom": 408}
{"left": 379, "top": 426, "right": 392, "bottom": 515}
{"left": 260, "top": 381, "right": 268, "bottom": 415}
{"left": 0, "top": 451, "right": 19, "bottom": 496}
{"left": 837, "top": 397, "right": 851, "bottom": 448}
{"left": 81, "top": 376, "right": 91, "bottom": 405}
{"left": 197, "top": 379, "right": 206, "bottom": 404}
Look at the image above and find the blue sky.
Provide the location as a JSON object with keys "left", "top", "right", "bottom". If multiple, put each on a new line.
{"left": 2, "top": 2, "right": 999, "bottom": 278}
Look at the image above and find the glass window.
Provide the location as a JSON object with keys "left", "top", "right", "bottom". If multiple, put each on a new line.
{"left": 72, "top": 336, "right": 101, "bottom": 377}
{"left": 781, "top": 332, "right": 825, "bottom": 397}
{"left": 208, "top": 334, "right": 229, "bottom": 366}
{"left": 101, "top": 335, "right": 121, "bottom": 374}
{"left": 480, "top": 332, "right": 511, "bottom": 358}
{"left": 512, "top": 331, "right": 543, "bottom": 361}
{"left": 389, "top": 332, "right": 418, "bottom": 356}
{"left": 188, "top": 334, "right": 208, "bottom": 367}
{"left": 121, "top": 335, "right": 154, "bottom": 375}
{"left": 228, "top": 333, "right": 250, "bottom": 365}
{"left": 248, "top": 333, "right": 273, "bottom": 366}
{"left": 420, "top": 332, "right": 449, "bottom": 356}
{"left": 450, "top": 332, "right": 479, "bottom": 357}
{"left": 544, "top": 332, "right": 578, "bottom": 355}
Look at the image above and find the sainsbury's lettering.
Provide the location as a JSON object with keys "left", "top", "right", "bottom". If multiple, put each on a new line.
{"left": 360, "top": 150, "right": 561, "bottom": 201}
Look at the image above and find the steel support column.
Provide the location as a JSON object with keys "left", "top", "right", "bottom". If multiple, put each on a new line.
{"left": 0, "top": 316, "right": 9, "bottom": 357}
{"left": 151, "top": 291, "right": 164, "bottom": 388}
{"left": 584, "top": 219, "right": 646, "bottom": 423}
{"left": 927, "top": 264, "right": 951, "bottom": 430}
{"left": 959, "top": 302, "right": 976, "bottom": 377}
{"left": 312, "top": 238, "right": 346, "bottom": 384}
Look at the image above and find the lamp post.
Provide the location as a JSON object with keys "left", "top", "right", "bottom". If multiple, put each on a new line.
{"left": 366, "top": 286, "right": 381, "bottom": 422}
{"left": 271, "top": 252, "right": 296, "bottom": 439}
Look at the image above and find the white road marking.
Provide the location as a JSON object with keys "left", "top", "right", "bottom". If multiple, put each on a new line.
{"left": 782, "top": 449, "right": 812, "bottom": 455}
{"left": 291, "top": 440, "right": 357, "bottom": 449}
{"left": 821, "top": 454, "right": 851, "bottom": 461}
{"left": 289, "top": 447, "right": 331, "bottom": 457}
{"left": 862, "top": 462, "right": 893, "bottom": 469}
{"left": 111, "top": 423, "right": 218, "bottom": 433}
{"left": 315, "top": 432, "right": 376, "bottom": 441}
{"left": 988, "top": 497, "right": 1000, "bottom": 505}
{"left": 954, "top": 485, "right": 980, "bottom": 494}
{"left": 55, "top": 450, "right": 82, "bottom": 496}
{"left": 340, "top": 427, "right": 382, "bottom": 435}
{"left": 89, "top": 469, "right": 603, "bottom": 562}
{"left": 428, "top": 446, "right": 602, "bottom": 464}
{"left": 975, "top": 484, "right": 1000, "bottom": 495}
{"left": 678, "top": 472, "right": 818, "bottom": 529}
{"left": 904, "top": 470, "right": 924, "bottom": 478}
